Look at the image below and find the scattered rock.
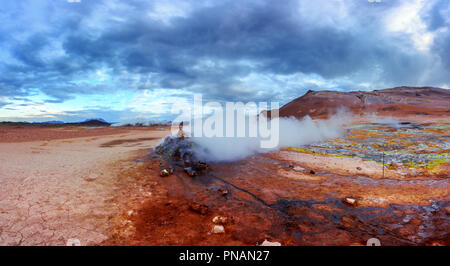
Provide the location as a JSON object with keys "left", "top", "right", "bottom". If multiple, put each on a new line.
{"left": 217, "top": 188, "right": 228, "bottom": 196}
{"left": 260, "top": 239, "right": 281, "bottom": 246}
{"left": 154, "top": 136, "right": 209, "bottom": 176}
{"left": 292, "top": 166, "right": 306, "bottom": 172}
{"left": 184, "top": 167, "right": 197, "bottom": 177}
{"left": 342, "top": 197, "right": 357, "bottom": 206}
{"left": 127, "top": 210, "right": 134, "bottom": 217}
{"left": 189, "top": 202, "right": 208, "bottom": 215}
{"left": 212, "top": 225, "right": 225, "bottom": 234}
{"left": 356, "top": 166, "right": 362, "bottom": 171}
{"left": 212, "top": 216, "right": 228, "bottom": 224}
{"left": 66, "top": 238, "right": 81, "bottom": 246}
{"left": 309, "top": 170, "right": 315, "bottom": 175}
{"left": 339, "top": 215, "right": 358, "bottom": 230}
{"left": 160, "top": 169, "right": 169, "bottom": 177}
{"left": 402, "top": 216, "right": 412, "bottom": 223}
{"left": 160, "top": 168, "right": 173, "bottom": 177}
{"left": 196, "top": 161, "right": 209, "bottom": 171}
{"left": 84, "top": 174, "right": 98, "bottom": 182}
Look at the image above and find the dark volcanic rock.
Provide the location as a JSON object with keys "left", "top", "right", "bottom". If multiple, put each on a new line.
{"left": 154, "top": 136, "right": 209, "bottom": 176}
{"left": 189, "top": 202, "right": 208, "bottom": 215}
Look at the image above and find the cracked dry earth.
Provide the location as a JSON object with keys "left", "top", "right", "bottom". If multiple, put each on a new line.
{"left": 0, "top": 127, "right": 168, "bottom": 246}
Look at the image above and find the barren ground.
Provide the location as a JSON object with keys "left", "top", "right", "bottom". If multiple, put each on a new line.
{"left": 0, "top": 120, "right": 448, "bottom": 246}
{"left": 0, "top": 126, "right": 167, "bottom": 245}
{"left": 104, "top": 120, "right": 449, "bottom": 246}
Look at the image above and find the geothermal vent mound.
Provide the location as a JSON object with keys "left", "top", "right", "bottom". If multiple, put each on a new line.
{"left": 154, "top": 136, "right": 209, "bottom": 177}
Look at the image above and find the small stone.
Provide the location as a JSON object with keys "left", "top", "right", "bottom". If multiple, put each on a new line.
{"left": 84, "top": 174, "right": 98, "bottom": 182}
{"left": 212, "top": 216, "right": 228, "bottom": 224}
{"left": 212, "top": 225, "right": 225, "bottom": 234}
{"left": 356, "top": 167, "right": 362, "bottom": 170}
{"left": 293, "top": 166, "right": 306, "bottom": 172}
{"left": 402, "top": 216, "right": 412, "bottom": 223}
{"left": 66, "top": 238, "right": 81, "bottom": 246}
{"left": 339, "top": 215, "right": 357, "bottom": 229}
{"left": 196, "top": 162, "right": 208, "bottom": 171}
{"left": 160, "top": 168, "right": 172, "bottom": 177}
{"left": 189, "top": 202, "right": 208, "bottom": 215}
{"left": 127, "top": 210, "right": 134, "bottom": 217}
{"left": 343, "top": 197, "right": 357, "bottom": 206}
{"left": 218, "top": 188, "right": 228, "bottom": 196}
{"left": 260, "top": 239, "right": 281, "bottom": 246}
{"left": 309, "top": 170, "right": 315, "bottom": 175}
{"left": 184, "top": 167, "right": 197, "bottom": 177}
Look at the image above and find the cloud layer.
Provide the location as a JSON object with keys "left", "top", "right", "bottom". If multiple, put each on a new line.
{"left": 0, "top": 0, "right": 449, "bottom": 121}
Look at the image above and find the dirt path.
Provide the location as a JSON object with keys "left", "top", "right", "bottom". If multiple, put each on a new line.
{"left": 0, "top": 128, "right": 168, "bottom": 246}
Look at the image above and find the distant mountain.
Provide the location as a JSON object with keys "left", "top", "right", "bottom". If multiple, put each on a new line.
{"left": 68, "top": 119, "right": 111, "bottom": 127}
{"left": 264, "top": 86, "right": 450, "bottom": 119}
{"left": 0, "top": 119, "right": 111, "bottom": 127}
{"left": 81, "top": 118, "right": 107, "bottom": 123}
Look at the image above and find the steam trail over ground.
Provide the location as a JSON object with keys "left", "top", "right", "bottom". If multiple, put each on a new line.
{"left": 189, "top": 108, "right": 351, "bottom": 162}
{"left": 369, "top": 113, "right": 402, "bottom": 128}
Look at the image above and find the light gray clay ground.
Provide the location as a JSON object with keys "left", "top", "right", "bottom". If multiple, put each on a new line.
{"left": 0, "top": 127, "right": 167, "bottom": 246}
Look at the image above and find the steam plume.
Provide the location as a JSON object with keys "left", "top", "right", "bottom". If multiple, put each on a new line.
{"left": 189, "top": 108, "right": 351, "bottom": 162}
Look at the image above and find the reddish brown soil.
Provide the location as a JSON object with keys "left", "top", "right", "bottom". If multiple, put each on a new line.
{"left": 265, "top": 87, "right": 450, "bottom": 119}
{"left": 0, "top": 126, "right": 169, "bottom": 143}
{"left": 104, "top": 152, "right": 449, "bottom": 246}
{"left": 1, "top": 124, "right": 447, "bottom": 246}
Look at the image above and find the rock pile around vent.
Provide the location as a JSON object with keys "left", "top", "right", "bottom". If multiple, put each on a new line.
{"left": 154, "top": 136, "right": 209, "bottom": 177}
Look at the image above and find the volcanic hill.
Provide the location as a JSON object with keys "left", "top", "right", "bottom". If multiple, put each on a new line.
{"left": 267, "top": 86, "right": 450, "bottom": 119}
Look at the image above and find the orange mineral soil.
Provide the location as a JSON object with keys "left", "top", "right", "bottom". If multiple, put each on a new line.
{"left": 103, "top": 150, "right": 449, "bottom": 246}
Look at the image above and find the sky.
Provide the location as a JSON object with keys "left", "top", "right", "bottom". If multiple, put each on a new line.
{"left": 0, "top": 0, "right": 449, "bottom": 123}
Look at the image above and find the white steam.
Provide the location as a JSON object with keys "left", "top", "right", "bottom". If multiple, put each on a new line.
{"left": 369, "top": 113, "right": 401, "bottom": 128}
{"left": 189, "top": 108, "right": 351, "bottom": 162}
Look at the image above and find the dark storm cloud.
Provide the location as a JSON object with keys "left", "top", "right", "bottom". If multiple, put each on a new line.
{"left": 424, "top": 0, "right": 450, "bottom": 30}
{"left": 435, "top": 33, "right": 450, "bottom": 69}
{"left": 1, "top": 0, "right": 449, "bottom": 107}
{"left": 425, "top": 0, "right": 450, "bottom": 69}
